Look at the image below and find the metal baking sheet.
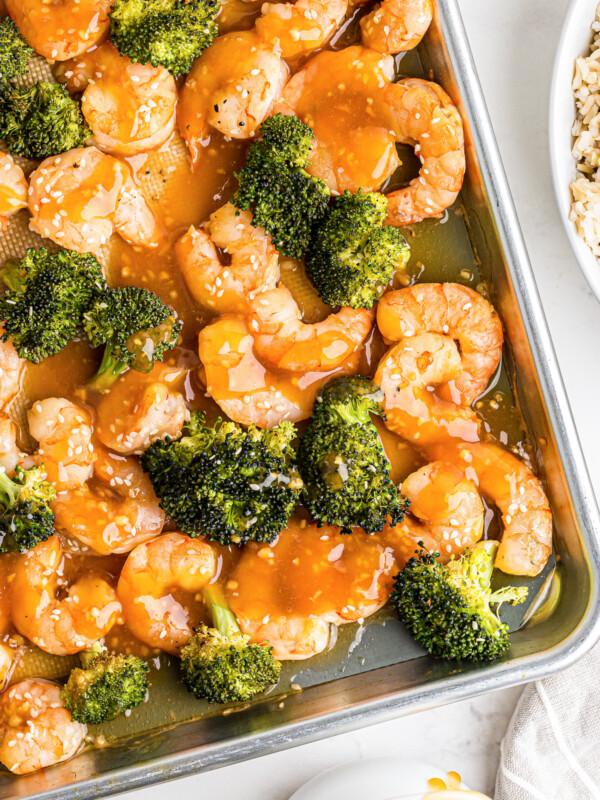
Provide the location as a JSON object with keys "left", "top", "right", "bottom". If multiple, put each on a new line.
{"left": 2, "top": 0, "right": 600, "bottom": 797}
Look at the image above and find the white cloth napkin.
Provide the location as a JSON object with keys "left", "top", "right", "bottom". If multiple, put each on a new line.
{"left": 495, "top": 643, "right": 600, "bottom": 799}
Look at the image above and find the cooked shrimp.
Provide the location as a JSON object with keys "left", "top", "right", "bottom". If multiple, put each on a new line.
{"left": 0, "top": 414, "right": 23, "bottom": 475}
{"left": 94, "top": 364, "right": 189, "bottom": 455}
{"left": 11, "top": 536, "right": 121, "bottom": 655}
{"left": 0, "top": 680, "right": 86, "bottom": 775}
{"left": 383, "top": 461, "right": 484, "bottom": 567}
{"left": 0, "top": 328, "right": 25, "bottom": 411}
{"left": 71, "top": 43, "right": 178, "bottom": 156}
{"left": 227, "top": 519, "right": 396, "bottom": 658}
{"left": 0, "top": 153, "right": 27, "bottom": 231}
{"left": 53, "top": 447, "right": 165, "bottom": 556}
{"left": 5, "top": 0, "right": 110, "bottom": 61}
{"left": 0, "top": 644, "right": 16, "bottom": 693}
{"left": 175, "top": 204, "right": 279, "bottom": 314}
{"left": 377, "top": 284, "right": 504, "bottom": 404}
{"left": 428, "top": 441, "right": 553, "bottom": 577}
{"left": 255, "top": 0, "right": 348, "bottom": 59}
{"left": 356, "top": 0, "right": 433, "bottom": 54}
{"left": 28, "top": 147, "right": 162, "bottom": 254}
{"left": 28, "top": 398, "right": 95, "bottom": 492}
{"left": 117, "top": 533, "right": 218, "bottom": 654}
{"left": 178, "top": 31, "right": 289, "bottom": 166}
{"left": 383, "top": 78, "right": 465, "bottom": 225}
{"left": 198, "top": 315, "right": 362, "bottom": 428}
{"left": 274, "top": 46, "right": 399, "bottom": 193}
{"left": 248, "top": 286, "right": 373, "bottom": 372}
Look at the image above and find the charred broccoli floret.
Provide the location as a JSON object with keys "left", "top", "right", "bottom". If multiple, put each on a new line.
{"left": 109, "top": 0, "right": 219, "bottom": 76}
{"left": 391, "top": 541, "right": 529, "bottom": 661}
{"left": 83, "top": 286, "right": 181, "bottom": 392}
{"left": 306, "top": 190, "right": 411, "bottom": 308}
{"left": 0, "top": 248, "right": 106, "bottom": 363}
{"left": 141, "top": 413, "right": 303, "bottom": 546}
{"left": 61, "top": 645, "right": 149, "bottom": 724}
{"left": 0, "top": 18, "right": 32, "bottom": 85}
{"left": 297, "top": 376, "right": 409, "bottom": 534}
{"left": 0, "top": 465, "right": 55, "bottom": 553}
{"left": 232, "top": 114, "right": 330, "bottom": 259}
{"left": 180, "top": 588, "right": 281, "bottom": 704}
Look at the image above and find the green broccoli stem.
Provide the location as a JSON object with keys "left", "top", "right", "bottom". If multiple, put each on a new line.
{"left": 0, "top": 259, "right": 26, "bottom": 293}
{"left": 80, "top": 641, "right": 107, "bottom": 669}
{"left": 88, "top": 346, "right": 129, "bottom": 392}
{"left": 204, "top": 585, "right": 241, "bottom": 639}
{"left": 0, "top": 469, "right": 19, "bottom": 509}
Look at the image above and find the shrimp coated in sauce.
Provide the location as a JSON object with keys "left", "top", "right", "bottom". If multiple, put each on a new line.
{"left": 383, "top": 78, "right": 465, "bottom": 225}
{"left": 0, "top": 153, "right": 27, "bottom": 231}
{"left": 175, "top": 204, "right": 279, "bottom": 314}
{"left": 248, "top": 285, "right": 373, "bottom": 372}
{"left": 72, "top": 43, "right": 178, "bottom": 157}
{"left": 0, "top": 327, "right": 25, "bottom": 412}
{"left": 28, "top": 398, "right": 95, "bottom": 492}
{"left": 117, "top": 532, "right": 218, "bottom": 654}
{"left": 52, "top": 447, "right": 165, "bottom": 556}
{"left": 428, "top": 441, "right": 553, "bottom": 577}
{"left": 227, "top": 519, "right": 397, "bottom": 659}
{"left": 11, "top": 535, "right": 121, "bottom": 655}
{"left": 0, "top": 680, "right": 86, "bottom": 775}
{"left": 0, "top": 413, "right": 25, "bottom": 475}
{"left": 374, "top": 284, "right": 503, "bottom": 445}
{"left": 254, "top": 0, "right": 348, "bottom": 59}
{"left": 5, "top": 0, "right": 110, "bottom": 60}
{"left": 28, "top": 147, "right": 162, "bottom": 254}
{"left": 94, "top": 364, "right": 189, "bottom": 455}
{"left": 383, "top": 461, "right": 484, "bottom": 567}
{"left": 178, "top": 31, "right": 289, "bottom": 167}
{"left": 356, "top": 0, "right": 433, "bottom": 54}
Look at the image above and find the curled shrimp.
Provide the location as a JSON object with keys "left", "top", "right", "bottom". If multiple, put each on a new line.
{"left": 52, "top": 447, "right": 165, "bottom": 556}
{"left": 383, "top": 78, "right": 465, "bottom": 225}
{"left": 227, "top": 519, "right": 396, "bottom": 659}
{"left": 0, "top": 413, "right": 24, "bottom": 475}
{"left": 0, "top": 680, "right": 86, "bottom": 775}
{"left": 248, "top": 286, "right": 373, "bottom": 372}
{"left": 94, "top": 364, "right": 189, "bottom": 455}
{"left": 61, "top": 43, "right": 177, "bottom": 157}
{"left": 0, "top": 327, "right": 24, "bottom": 411}
{"left": 5, "top": 0, "right": 110, "bottom": 61}
{"left": 117, "top": 532, "right": 218, "bottom": 654}
{"left": 255, "top": 0, "right": 348, "bottom": 59}
{"left": 28, "top": 398, "right": 95, "bottom": 492}
{"left": 198, "top": 315, "right": 362, "bottom": 428}
{"left": 374, "top": 284, "right": 503, "bottom": 445}
{"left": 28, "top": 147, "right": 162, "bottom": 254}
{"left": 428, "top": 441, "right": 553, "bottom": 577}
{"left": 178, "top": 31, "right": 289, "bottom": 166}
{"left": 356, "top": 0, "right": 433, "bottom": 54}
{"left": 274, "top": 46, "right": 399, "bottom": 193}
{"left": 0, "top": 153, "right": 27, "bottom": 231}
{"left": 11, "top": 535, "right": 121, "bottom": 655}
{"left": 383, "top": 461, "right": 484, "bottom": 567}
{"left": 175, "top": 204, "right": 279, "bottom": 314}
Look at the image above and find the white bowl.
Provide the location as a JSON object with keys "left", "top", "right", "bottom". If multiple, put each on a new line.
{"left": 550, "top": 0, "right": 600, "bottom": 300}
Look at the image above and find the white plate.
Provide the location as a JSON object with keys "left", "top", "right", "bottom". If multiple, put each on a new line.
{"left": 549, "top": 0, "right": 600, "bottom": 301}
{"left": 287, "top": 757, "right": 474, "bottom": 800}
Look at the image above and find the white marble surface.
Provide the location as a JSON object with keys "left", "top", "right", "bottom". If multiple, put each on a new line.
{"left": 122, "top": 1, "right": 600, "bottom": 797}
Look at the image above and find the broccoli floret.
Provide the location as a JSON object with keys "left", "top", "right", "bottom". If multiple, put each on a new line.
{"left": 232, "top": 114, "right": 330, "bottom": 259}
{"left": 83, "top": 286, "right": 181, "bottom": 392}
{"left": 109, "top": 0, "right": 219, "bottom": 76}
{"left": 180, "top": 588, "right": 281, "bottom": 704}
{"left": 141, "top": 413, "right": 303, "bottom": 546}
{"left": 0, "top": 18, "right": 32, "bottom": 85}
{"left": 0, "top": 465, "right": 56, "bottom": 553}
{"left": 306, "top": 190, "right": 411, "bottom": 308}
{"left": 61, "top": 646, "right": 149, "bottom": 724}
{"left": 0, "top": 248, "right": 106, "bottom": 363}
{"left": 297, "top": 376, "right": 409, "bottom": 534}
{"left": 0, "top": 81, "right": 91, "bottom": 160}
{"left": 391, "top": 541, "right": 529, "bottom": 662}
